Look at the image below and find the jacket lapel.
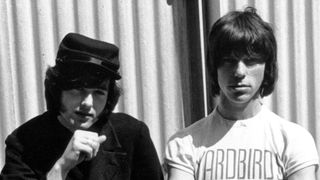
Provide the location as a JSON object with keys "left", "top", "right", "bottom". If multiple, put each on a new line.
{"left": 86, "top": 120, "right": 129, "bottom": 180}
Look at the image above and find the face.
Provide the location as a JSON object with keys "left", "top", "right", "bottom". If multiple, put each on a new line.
{"left": 217, "top": 55, "right": 265, "bottom": 106}
{"left": 59, "top": 80, "right": 109, "bottom": 131}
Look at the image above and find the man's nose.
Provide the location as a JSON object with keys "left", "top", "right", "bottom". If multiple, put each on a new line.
{"left": 80, "top": 93, "right": 93, "bottom": 109}
{"left": 234, "top": 61, "right": 246, "bottom": 78}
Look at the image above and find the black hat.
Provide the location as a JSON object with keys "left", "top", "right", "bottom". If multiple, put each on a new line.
{"left": 56, "top": 33, "right": 121, "bottom": 80}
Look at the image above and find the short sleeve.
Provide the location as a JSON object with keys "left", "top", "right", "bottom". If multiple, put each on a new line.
{"left": 164, "top": 135, "right": 196, "bottom": 175}
{"left": 283, "top": 125, "right": 319, "bottom": 176}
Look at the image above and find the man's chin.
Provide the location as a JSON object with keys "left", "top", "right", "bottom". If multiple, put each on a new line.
{"left": 227, "top": 94, "right": 251, "bottom": 103}
{"left": 75, "top": 119, "right": 97, "bottom": 129}
{"left": 73, "top": 123, "right": 91, "bottom": 130}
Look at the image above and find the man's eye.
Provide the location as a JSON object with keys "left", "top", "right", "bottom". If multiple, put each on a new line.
{"left": 243, "top": 58, "right": 264, "bottom": 66}
{"left": 94, "top": 90, "right": 107, "bottom": 96}
{"left": 66, "top": 89, "right": 82, "bottom": 96}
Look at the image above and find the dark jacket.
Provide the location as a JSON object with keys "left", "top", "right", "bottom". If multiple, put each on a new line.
{"left": 0, "top": 111, "right": 164, "bottom": 180}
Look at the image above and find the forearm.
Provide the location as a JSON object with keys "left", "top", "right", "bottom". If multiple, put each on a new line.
{"left": 46, "top": 159, "right": 69, "bottom": 180}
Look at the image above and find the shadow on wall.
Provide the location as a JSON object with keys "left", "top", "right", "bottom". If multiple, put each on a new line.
{"left": 167, "top": 0, "right": 206, "bottom": 126}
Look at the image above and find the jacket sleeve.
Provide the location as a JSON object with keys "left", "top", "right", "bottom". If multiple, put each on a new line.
{"left": 130, "top": 122, "right": 164, "bottom": 180}
{"left": 0, "top": 132, "right": 47, "bottom": 180}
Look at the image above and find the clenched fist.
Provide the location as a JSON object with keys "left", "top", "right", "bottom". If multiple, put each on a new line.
{"left": 47, "top": 130, "right": 106, "bottom": 180}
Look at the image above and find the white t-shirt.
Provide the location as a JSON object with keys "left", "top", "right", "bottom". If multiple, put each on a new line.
{"left": 165, "top": 106, "right": 319, "bottom": 180}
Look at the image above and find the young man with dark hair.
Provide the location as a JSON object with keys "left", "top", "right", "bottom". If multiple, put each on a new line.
{"left": 165, "top": 7, "right": 318, "bottom": 180}
{"left": 1, "top": 33, "right": 164, "bottom": 180}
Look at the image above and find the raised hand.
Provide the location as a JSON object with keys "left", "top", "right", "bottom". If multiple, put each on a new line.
{"left": 47, "top": 130, "right": 106, "bottom": 180}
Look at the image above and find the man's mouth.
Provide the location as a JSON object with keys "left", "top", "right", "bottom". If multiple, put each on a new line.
{"left": 229, "top": 84, "right": 250, "bottom": 90}
{"left": 75, "top": 111, "right": 93, "bottom": 117}
{"left": 230, "top": 85, "right": 249, "bottom": 87}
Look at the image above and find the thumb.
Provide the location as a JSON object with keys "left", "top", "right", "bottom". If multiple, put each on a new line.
{"left": 98, "top": 135, "right": 107, "bottom": 144}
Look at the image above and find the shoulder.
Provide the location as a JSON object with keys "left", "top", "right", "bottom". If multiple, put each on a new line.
{"left": 261, "top": 107, "right": 318, "bottom": 156}
{"left": 108, "top": 112, "right": 150, "bottom": 141}
{"left": 5, "top": 111, "right": 71, "bottom": 154}
{"left": 4, "top": 111, "right": 69, "bottom": 172}
{"left": 169, "top": 112, "right": 213, "bottom": 142}
{"left": 166, "top": 112, "right": 215, "bottom": 152}
{"left": 164, "top": 113, "right": 214, "bottom": 175}
{"left": 7, "top": 111, "right": 55, "bottom": 141}
{"left": 261, "top": 107, "right": 312, "bottom": 137}
{"left": 260, "top": 108, "right": 319, "bottom": 176}
{"left": 108, "top": 112, "right": 147, "bottom": 131}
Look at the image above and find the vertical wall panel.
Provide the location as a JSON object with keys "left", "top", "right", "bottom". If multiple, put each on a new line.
{"left": 311, "top": 0, "right": 320, "bottom": 144}
{"left": 55, "top": 0, "right": 76, "bottom": 38}
{"left": 76, "top": 0, "right": 96, "bottom": 35}
{"left": 154, "top": 0, "right": 184, "bottom": 146}
{"left": 0, "top": 1, "right": 14, "bottom": 166}
{"left": 116, "top": 0, "right": 140, "bottom": 115}
{"left": 0, "top": 0, "right": 188, "bottom": 168}
{"left": 11, "top": 0, "right": 41, "bottom": 123}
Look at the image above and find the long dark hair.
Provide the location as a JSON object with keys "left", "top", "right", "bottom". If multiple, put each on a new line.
{"left": 207, "top": 7, "right": 278, "bottom": 97}
{"left": 44, "top": 62, "right": 121, "bottom": 115}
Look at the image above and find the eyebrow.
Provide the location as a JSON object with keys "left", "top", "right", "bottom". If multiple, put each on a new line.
{"left": 97, "top": 81, "right": 110, "bottom": 90}
{"left": 93, "top": 84, "right": 107, "bottom": 90}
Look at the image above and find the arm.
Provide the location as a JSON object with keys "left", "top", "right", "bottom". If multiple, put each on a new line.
{"left": 283, "top": 125, "right": 319, "bottom": 180}
{"left": 1, "top": 133, "right": 44, "bottom": 180}
{"left": 131, "top": 122, "right": 164, "bottom": 180}
{"left": 168, "top": 167, "right": 194, "bottom": 180}
{"left": 287, "top": 165, "right": 317, "bottom": 180}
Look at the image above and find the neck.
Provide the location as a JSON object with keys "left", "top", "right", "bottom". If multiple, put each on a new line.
{"left": 217, "top": 95, "right": 263, "bottom": 120}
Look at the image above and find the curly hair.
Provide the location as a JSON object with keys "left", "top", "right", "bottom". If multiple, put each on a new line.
{"left": 207, "top": 7, "right": 278, "bottom": 97}
{"left": 44, "top": 62, "right": 121, "bottom": 115}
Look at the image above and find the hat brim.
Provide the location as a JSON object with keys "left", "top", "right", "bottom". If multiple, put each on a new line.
{"left": 57, "top": 57, "right": 121, "bottom": 80}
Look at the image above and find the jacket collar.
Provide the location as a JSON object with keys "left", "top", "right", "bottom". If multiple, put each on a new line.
{"left": 99, "top": 119, "right": 122, "bottom": 151}
{"left": 83, "top": 113, "right": 122, "bottom": 151}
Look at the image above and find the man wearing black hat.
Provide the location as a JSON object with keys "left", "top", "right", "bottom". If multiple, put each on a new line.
{"left": 0, "top": 33, "right": 164, "bottom": 180}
